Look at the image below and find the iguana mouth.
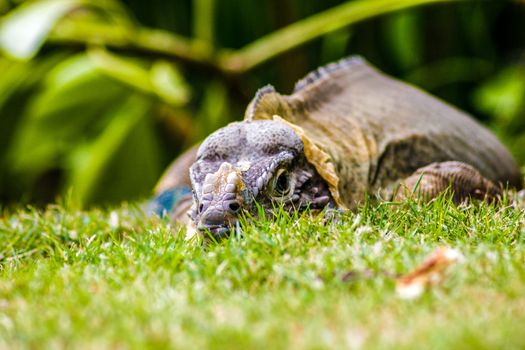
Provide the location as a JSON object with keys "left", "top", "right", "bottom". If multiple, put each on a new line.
{"left": 199, "top": 224, "right": 231, "bottom": 241}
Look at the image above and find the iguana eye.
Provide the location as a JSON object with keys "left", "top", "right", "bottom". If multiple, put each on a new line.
{"left": 272, "top": 169, "right": 291, "bottom": 197}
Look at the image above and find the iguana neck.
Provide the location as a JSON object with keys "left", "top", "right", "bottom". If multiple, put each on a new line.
{"left": 286, "top": 107, "right": 373, "bottom": 210}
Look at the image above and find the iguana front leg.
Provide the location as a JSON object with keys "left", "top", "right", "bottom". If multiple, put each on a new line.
{"left": 394, "top": 161, "right": 502, "bottom": 203}
{"left": 148, "top": 144, "right": 200, "bottom": 223}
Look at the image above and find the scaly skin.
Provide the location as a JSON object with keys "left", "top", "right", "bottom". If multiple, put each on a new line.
{"left": 153, "top": 56, "right": 522, "bottom": 240}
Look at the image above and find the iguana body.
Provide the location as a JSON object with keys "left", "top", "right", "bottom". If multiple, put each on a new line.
{"left": 153, "top": 57, "right": 521, "bottom": 238}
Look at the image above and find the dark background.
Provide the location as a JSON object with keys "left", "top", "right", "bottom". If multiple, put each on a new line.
{"left": 0, "top": 0, "right": 524, "bottom": 207}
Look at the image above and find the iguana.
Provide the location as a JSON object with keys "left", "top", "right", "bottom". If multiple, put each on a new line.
{"left": 151, "top": 56, "right": 522, "bottom": 239}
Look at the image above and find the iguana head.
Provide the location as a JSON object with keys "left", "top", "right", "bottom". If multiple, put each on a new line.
{"left": 189, "top": 120, "right": 333, "bottom": 240}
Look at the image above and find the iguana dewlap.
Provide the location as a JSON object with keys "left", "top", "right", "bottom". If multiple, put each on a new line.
{"left": 152, "top": 56, "right": 522, "bottom": 239}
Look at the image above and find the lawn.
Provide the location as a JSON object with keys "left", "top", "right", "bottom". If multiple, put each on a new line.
{"left": 0, "top": 196, "right": 524, "bottom": 349}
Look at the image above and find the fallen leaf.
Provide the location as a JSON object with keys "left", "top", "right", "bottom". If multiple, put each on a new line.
{"left": 396, "top": 247, "right": 464, "bottom": 299}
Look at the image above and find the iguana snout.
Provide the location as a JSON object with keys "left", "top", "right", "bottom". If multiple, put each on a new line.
{"left": 196, "top": 162, "right": 246, "bottom": 237}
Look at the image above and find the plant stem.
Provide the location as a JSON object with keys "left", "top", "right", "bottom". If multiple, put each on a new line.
{"left": 219, "top": 0, "right": 461, "bottom": 73}
{"left": 49, "top": 20, "right": 215, "bottom": 65}
{"left": 48, "top": 0, "right": 463, "bottom": 74}
{"left": 193, "top": 0, "right": 215, "bottom": 45}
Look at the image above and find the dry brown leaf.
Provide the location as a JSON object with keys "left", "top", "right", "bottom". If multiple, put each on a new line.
{"left": 396, "top": 247, "right": 464, "bottom": 299}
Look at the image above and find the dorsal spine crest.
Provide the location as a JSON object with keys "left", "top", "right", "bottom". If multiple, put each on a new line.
{"left": 246, "top": 85, "right": 276, "bottom": 121}
{"left": 293, "top": 55, "right": 365, "bottom": 93}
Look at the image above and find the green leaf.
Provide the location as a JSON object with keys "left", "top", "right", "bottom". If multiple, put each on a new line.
{"left": 85, "top": 116, "right": 163, "bottom": 204}
{"left": 31, "top": 54, "right": 124, "bottom": 120}
{"left": 150, "top": 61, "right": 190, "bottom": 106}
{"left": 320, "top": 28, "right": 353, "bottom": 64}
{"left": 67, "top": 94, "right": 152, "bottom": 205}
{"left": 0, "top": 0, "right": 82, "bottom": 59}
{"left": 88, "top": 48, "right": 152, "bottom": 93}
{"left": 196, "top": 80, "right": 229, "bottom": 139}
{"left": 6, "top": 54, "right": 126, "bottom": 178}
{"left": 384, "top": 11, "right": 421, "bottom": 70}
{"left": 89, "top": 48, "right": 191, "bottom": 106}
{"left": 474, "top": 66, "right": 525, "bottom": 122}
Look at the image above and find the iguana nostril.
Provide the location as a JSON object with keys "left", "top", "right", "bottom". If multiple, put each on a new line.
{"left": 228, "top": 202, "right": 241, "bottom": 213}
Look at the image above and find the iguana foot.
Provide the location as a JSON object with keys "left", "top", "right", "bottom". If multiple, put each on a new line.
{"left": 394, "top": 161, "right": 502, "bottom": 204}
{"left": 147, "top": 186, "right": 193, "bottom": 224}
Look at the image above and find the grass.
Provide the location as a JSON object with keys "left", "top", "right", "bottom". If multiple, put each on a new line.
{"left": 0, "top": 196, "right": 524, "bottom": 349}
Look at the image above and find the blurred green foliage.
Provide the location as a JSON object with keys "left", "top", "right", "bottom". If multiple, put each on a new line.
{"left": 0, "top": 0, "right": 524, "bottom": 206}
